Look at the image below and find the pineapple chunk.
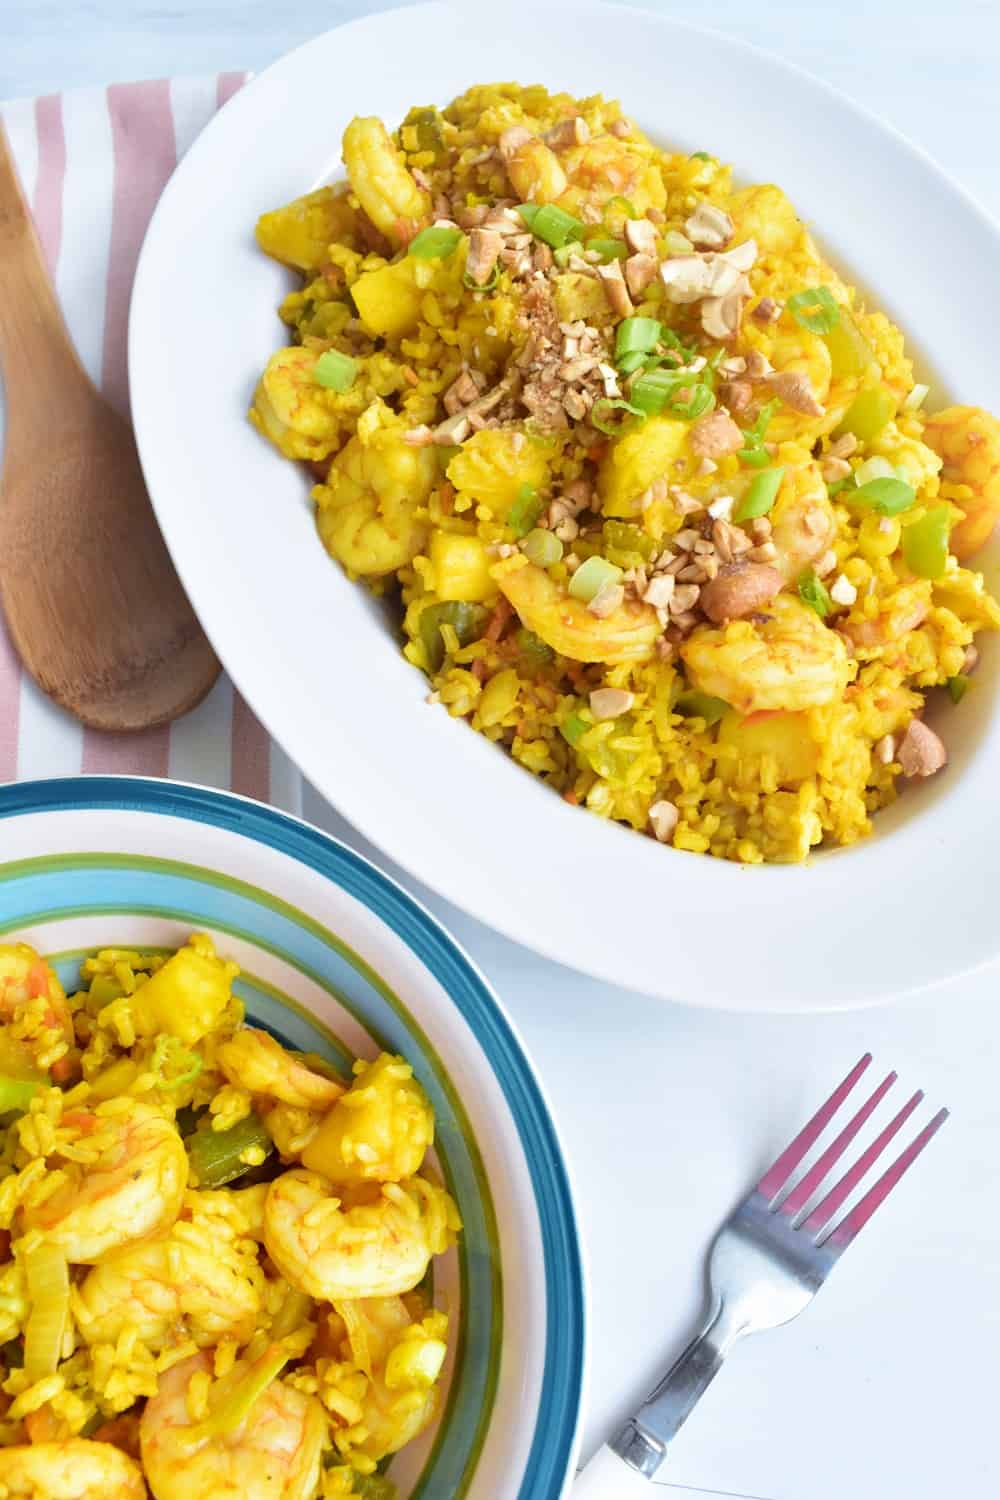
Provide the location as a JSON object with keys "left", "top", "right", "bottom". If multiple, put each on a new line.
{"left": 429, "top": 532, "right": 496, "bottom": 602}
{"left": 255, "top": 186, "right": 357, "bottom": 271}
{"left": 352, "top": 259, "right": 422, "bottom": 338}
{"left": 129, "top": 937, "right": 236, "bottom": 1046}
{"left": 302, "top": 1053, "right": 433, "bottom": 1185}
{"left": 717, "top": 709, "right": 819, "bottom": 788}
{"left": 598, "top": 414, "right": 689, "bottom": 518}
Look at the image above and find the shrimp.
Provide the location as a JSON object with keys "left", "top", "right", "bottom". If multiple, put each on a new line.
{"left": 765, "top": 460, "right": 837, "bottom": 581}
{"left": 331, "top": 1295, "right": 446, "bottom": 1461}
{"left": 759, "top": 328, "right": 835, "bottom": 445}
{"left": 19, "top": 1100, "right": 187, "bottom": 1263}
{"left": 839, "top": 580, "right": 932, "bottom": 655}
{"left": 493, "top": 559, "right": 660, "bottom": 664}
{"left": 264, "top": 1169, "right": 459, "bottom": 1301}
{"left": 558, "top": 136, "right": 666, "bottom": 218}
{"left": 252, "top": 346, "right": 344, "bottom": 463}
{"left": 681, "top": 594, "right": 852, "bottom": 714}
{"left": 0, "top": 945, "right": 71, "bottom": 1032}
{"left": 315, "top": 406, "right": 434, "bottom": 576}
{"left": 342, "top": 115, "right": 430, "bottom": 247}
{"left": 0, "top": 1439, "right": 145, "bottom": 1499}
{"left": 75, "top": 1220, "right": 261, "bottom": 1351}
{"left": 301, "top": 1053, "right": 433, "bottom": 1186}
{"left": 217, "top": 1029, "right": 343, "bottom": 1112}
{"left": 923, "top": 405, "right": 1000, "bottom": 559}
{"left": 255, "top": 185, "right": 359, "bottom": 272}
{"left": 140, "top": 1349, "right": 326, "bottom": 1500}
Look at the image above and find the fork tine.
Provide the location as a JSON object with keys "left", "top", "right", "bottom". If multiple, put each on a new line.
{"left": 778, "top": 1069, "right": 896, "bottom": 1220}
{"left": 822, "top": 1106, "right": 949, "bottom": 1249}
{"left": 756, "top": 1053, "right": 871, "bottom": 1201}
{"left": 803, "top": 1089, "right": 924, "bottom": 1235}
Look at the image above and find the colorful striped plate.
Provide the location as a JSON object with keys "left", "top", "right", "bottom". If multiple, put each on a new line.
{"left": 0, "top": 777, "right": 586, "bottom": 1499}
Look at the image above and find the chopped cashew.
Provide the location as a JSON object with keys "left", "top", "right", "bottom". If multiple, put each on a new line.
{"left": 498, "top": 125, "right": 533, "bottom": 160}
{"left": 699, "top": 562, "right": 785, "bottom": 623}
{"left": 649, "top": 800, "right": 679, "bottom": 842}
{"left": 684, "top": 201, "right": 734, "bottom": 249}
{"left": 544, "top": 116, "right": 590, "bottom": 150}
{"left": 897, "top": 720, "right": 947, "bottom": 778}
{"left": 589, "top": 687, "right": 635, "bottom": 720}
{"left": 624, "top": 218, "right": 658, "bottom": 256}
{"left": 625, "top": 253, "right": 658, "bottom": 299}
{"left": 596, "top": 259, "right": 634, "bottom": 317}
{"left": 690, "top": 409, "right": 743, "bottom": 459}
{"left": 466, "top": 227, "right": 503, "bottom": 287}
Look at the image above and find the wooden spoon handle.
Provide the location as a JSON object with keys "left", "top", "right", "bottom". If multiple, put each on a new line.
{"left": 0, "top": 124, "right": 86, "bottom": 398}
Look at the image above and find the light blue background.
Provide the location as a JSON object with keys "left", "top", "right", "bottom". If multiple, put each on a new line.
{"left": 4, "top": 5, "right": 1000, "bottom": 1497}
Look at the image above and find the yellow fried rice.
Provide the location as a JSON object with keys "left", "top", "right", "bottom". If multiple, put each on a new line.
{"left": 251, "top": 82, "right": 1000, "bottom": 864}
{"left": 0, "top": 937, "right": 458, "bottom": 1499}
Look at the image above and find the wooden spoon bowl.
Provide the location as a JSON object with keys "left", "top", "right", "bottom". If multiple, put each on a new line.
{"left": 0, "top": 126, "right": 220, "bottom": 732}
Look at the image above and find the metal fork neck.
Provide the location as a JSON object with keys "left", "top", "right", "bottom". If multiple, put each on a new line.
{"left": 610, "top": 1296, "right": 743, "bottom": 1478}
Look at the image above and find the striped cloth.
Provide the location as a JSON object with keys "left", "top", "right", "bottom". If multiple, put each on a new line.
{"left": 0, "top": 75, "right": 300, "bottom": 812}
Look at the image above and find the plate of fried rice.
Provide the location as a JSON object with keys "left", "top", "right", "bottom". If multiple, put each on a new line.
{"left": 129, "top": 2, "right": 1000, "bottom": 1009}
{"left": 0, "top": 777, "right": 584, "bottom": 1499}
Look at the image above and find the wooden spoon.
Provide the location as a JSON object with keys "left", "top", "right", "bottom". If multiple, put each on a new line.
{"left": 0, "top": 126, "right": 220, "bottom": 731}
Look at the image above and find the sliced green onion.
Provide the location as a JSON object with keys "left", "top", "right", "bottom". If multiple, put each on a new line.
{"left": 738, "top": 447, "right": 772, "bottom": 469}
{"left": 591, "top": 398, "right": 645, "bottom": 436}
{"left": 568, "top": 555, "right": 623, "bottom": 603}
{"left": 826, "top": 477, "right": 852, "bottom": 496}
{"left": 419, "top": 601, "right": 488, "bottom": 672}
{"left": 903, "top": 383, "right": 930, "bottom": 412}
{"left": 732, "top": 467, "right": 785, "bottom": 523}
{"left": 602, "top": 195, "right": 637, "bottom": 232}
{"left": 586, "top": 238, "right": 628, "bottom": 261}
{"left": 615, "top": 316, "right": 662, "bottom": 361}
{"left": 947, "top": 673, "right": 970, "bottom": 703}
{"left": 798, "top": 567, "right": 833, "bottom": 618}
{"left": 188, "top": 1346, "right": 290, "bottom": 1444}
{"left": 314, "top": 350, "right": 358, "bottom": 392}
{"left": 616, "top": 350, "right": 651, "bottom": 376}
{"left": 689, "top": 151, "right": 711, "bottom": 161}
{"left": 663, "top": 229, "right": 694, "bottom": 256}
{"left": 823, "top": 312, "right": 878, "bottom": 379}
{"left": 507, "top": 482, "right": 545, "bottom": 537}
{"left": 853, "top": 455, "right": 895, "bottom": 486}
{"left": 553, "top": 240, "right": 585, "bottom": 267}
{"left": 787, "top": 286, "right": 841, "bottom": 335}
{"left": 521, "top": 528, "right": 563, "bottom": 567}
{"left": 665, "top": 384, "right": 716, "bottom": 421}
{"left": 463, "top": 262, "right": 501, "bottom": 292}
{"left": 675, "top": 690, "right": 729, "bottom": 726}
{"left": 848, "top": 477, "right": 917, "bottom": 516}
{"left": 560, "top": 711, "right": 589, "bottom": 747}
{"left": 408, "top": 225, "right": 463, "bottom": 260}
{"left": 902, "top": 504, "right": 951, "bottom": 579}
{"left": 0, "top": 1077, "right": 40, "bottom": 1114}
{"left": 518, "top": 202, "right": 586, "bottom": 248}
{"left": 660, "top": 328, "right": 695, "bottom": 359}
{"left": 630, "top": 368, "right": 690, "bottom": 415}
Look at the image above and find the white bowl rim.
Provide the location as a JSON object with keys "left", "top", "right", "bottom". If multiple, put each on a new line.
{"left": 128, "top": 1, "right": 1000, "bottom": 1013}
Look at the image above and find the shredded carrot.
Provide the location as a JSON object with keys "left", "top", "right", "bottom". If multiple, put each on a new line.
{"left": 50, "top": 1054, "right": 78, "bottom": 1086}
{"left": 739, "top": 709, "right": 783, "bottom": 726}
{"left": 484, "top": 597, "right": 513, "bottom": 643}
{"left": 563, "top": 790, "right": 579, "bottom": 806}
{"left": 25, "top": 1408, "right": 60, "bottom": 1445}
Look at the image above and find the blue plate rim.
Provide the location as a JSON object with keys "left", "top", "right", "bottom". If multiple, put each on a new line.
{"left": 0, "top": 774, "right": 587, "bottom": 1500}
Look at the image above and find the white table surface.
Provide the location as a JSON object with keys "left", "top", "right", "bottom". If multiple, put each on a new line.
{"left": 5, "top": 4, "right": 1000, "bottom": 1497}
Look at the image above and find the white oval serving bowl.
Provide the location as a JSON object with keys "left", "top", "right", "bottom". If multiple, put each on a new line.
{"left": 129, "top": 1, "right": 1000, "bottom": 1011}
{"left": 0, "top": 776, "right": 586, "bottom": 1499}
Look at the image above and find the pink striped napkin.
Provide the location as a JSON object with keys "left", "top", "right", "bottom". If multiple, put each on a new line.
{"left": 0, "top": 76, "right": 299, "bottom": 812}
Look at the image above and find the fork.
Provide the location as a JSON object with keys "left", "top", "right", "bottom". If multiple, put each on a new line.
{"left": 574, "top": 1054, "right": 948, "bottom": 1495}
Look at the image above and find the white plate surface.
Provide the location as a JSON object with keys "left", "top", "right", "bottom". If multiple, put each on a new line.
{"left": 130, "top": 1, "right": 1000, "bottom": 1011}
